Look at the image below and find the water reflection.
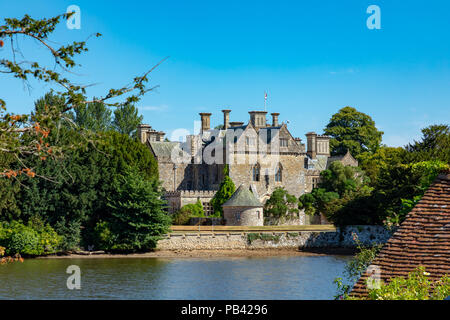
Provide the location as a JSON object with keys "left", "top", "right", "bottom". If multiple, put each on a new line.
{"left": 0, "top": 255, "right": 350, "bottom": 300}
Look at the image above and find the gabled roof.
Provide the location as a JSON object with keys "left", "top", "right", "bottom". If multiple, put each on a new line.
{"left": 326, "top": 150, "right": 357, "bottom": 168}
{"left": 223, "top": 184, "right": 263, "bottom": 207}
{"left": 351, "top": 171, "right": 450, "bottom": 297}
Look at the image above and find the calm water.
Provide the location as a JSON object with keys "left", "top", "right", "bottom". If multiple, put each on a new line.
{"left": 0, "top": 255, "right": 350, "bottom": 300}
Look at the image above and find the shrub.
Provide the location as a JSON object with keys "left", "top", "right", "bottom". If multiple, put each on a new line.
{"left": 171, "top": 209, "right": 191, "bottom": 225}
{"left": 0, "top": 221, "right": 62, "bottom": 256}
{"left": 247, "top": 233, "right": 260, "bottom": 244}
{"left": 172, "top": 200, "right": 205, "bottom": 225}
{"left": 93, "top": 221, "right": 116, "bottom": 251}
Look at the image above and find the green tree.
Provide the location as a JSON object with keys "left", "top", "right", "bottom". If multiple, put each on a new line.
{"left": 104, "top": 167, "right": 171, "bottom": 252}
{"left": 299, "top": 162, "right": 374, "bottom": 225}
{"left": 1, "top": 13, "right": 159, "bottom": 180}
{"left": 357, "top": 147, "right": 407, "bottom": 186}
{"left": 34, "top": 92, "right": 70, "bottom": 116}
{"left": 371, "top": 160, "right": 449, "bottom": 226}
{"left": 405, "top": 124, "right": 450, "bottom": 163}
{"left": 74, "top": 100, "right": 112, "bottom": 132}
{"left": 264, "top": 187, "right": 299, "bottom": 220}
{"left": 324, "top": 106, "right": 383, "bottom": 157}
{"left": 210, "top": 165, "right": 235, "bottom": 217}
{"left": 112, "top": 103, "right": 143, "bottom": 138}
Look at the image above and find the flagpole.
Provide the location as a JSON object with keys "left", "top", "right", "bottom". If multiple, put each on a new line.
{"left": 264, "top": 91, "right": 267, "bottom": 111}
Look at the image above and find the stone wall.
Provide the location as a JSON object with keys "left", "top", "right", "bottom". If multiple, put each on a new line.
{"left": 228, "top": 153, "right": 308, "bottom": 199}
{"left": 164, "top": 190, "right": 216, "bottom": 214}
{"left": 264, "top": 212, "right": 306, "bottom": 226}
{"left": 223, "top": 207, "right": 264, "bottom": 226}
{"left": 157, "top": 225, "right": 394, "bottom": 250}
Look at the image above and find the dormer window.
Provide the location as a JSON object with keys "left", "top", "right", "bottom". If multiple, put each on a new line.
{"left": 280, "top": 138, "right": 288, "bottom": 147}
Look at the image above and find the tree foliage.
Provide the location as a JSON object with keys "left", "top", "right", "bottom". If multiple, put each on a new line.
{"left": 324, "top": 106, "right": 383, "bottom": 157}
{"left": 74, "top": 100, "right": 112, "bottom": 132}
{"left": 113, "top": 104, "right": 144, "bottom": 138}
{"left": 0, "top": 12, "right": 164, "bottom": 178}
{"left": 0, "top": 12, "right": 167, "bottom": 255}
{"left": 210, "top": 165, "right": 235, "bottom": 217}
{"left": 405, "top": 124, "right": 450, "bottom": 163}
{"left": 103, "top": 168, "right": 171, "bottom": 252}
{"left": 299, "top": 162, "right": 374, "bottom": 225}
{"left": 172, "top": 200, "right": 205, "bottom": 225}
{"left": 264, "top": 187, "right": 299, "bottom": 220}
{"left": 365, "top": 266, "right": 450, "bottom": 300}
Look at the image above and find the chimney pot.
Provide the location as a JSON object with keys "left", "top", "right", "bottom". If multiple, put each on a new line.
{"left": 271, "top": 113, "right": 280, "bottom": 127}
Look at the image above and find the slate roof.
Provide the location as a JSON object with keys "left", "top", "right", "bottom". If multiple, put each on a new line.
{"left": 149, "top": 141, "right": 180, "bottom": 159}
{"left": 351, "top": 171, "right": 450, "bottom": 297}
{"left": 223, "top": 185, "right": 263, "bottom": 207}
{"left": 326, "top": 150, "right": 357, "bottom": 169}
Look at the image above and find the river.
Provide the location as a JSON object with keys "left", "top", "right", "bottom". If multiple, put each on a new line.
{"left": 0, "top": 255, "right": 351, "bottom": 300}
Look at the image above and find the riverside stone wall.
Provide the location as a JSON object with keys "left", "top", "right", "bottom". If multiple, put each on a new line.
{"left": 157, "top": 225, "right": 394, "bottom": 250}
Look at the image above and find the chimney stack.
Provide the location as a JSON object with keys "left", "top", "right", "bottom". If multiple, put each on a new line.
{"left": 199, "top": 113, "right": 212, "bottom": 133}
{"left": 305, "top": 132, "right": 317, "bottom": 159}
{"left": 222, "top": 109, "right": 231, "bottom": 129}
{"left": 248, "top": 111, "right": 267, "bottom": 129}
{"left": 137, "top": 124, "right": 152, "bottom": 144}
{"left": 271, "top": 113, "right": 280, "bottom": 127}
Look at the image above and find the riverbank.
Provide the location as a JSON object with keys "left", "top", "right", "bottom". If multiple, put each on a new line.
{"left": 36, "top": 247, "right": 356, "bottom": 259}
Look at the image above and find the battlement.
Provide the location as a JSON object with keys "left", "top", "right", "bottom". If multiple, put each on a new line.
{"left": 165, "top": 190, "right": 217, "bottom": 198}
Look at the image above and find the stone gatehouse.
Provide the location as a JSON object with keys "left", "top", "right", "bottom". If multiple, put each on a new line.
{"left": 139, "top": 109, "right": 357, "bottom": 218}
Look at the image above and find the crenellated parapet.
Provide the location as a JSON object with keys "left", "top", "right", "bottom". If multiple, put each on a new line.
{"left": 165, "top": 190, "right": 217, "bottom": 198}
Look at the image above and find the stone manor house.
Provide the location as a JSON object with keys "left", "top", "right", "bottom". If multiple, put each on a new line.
{"left": 138, "top": 109, "right": 357, "bottom": 224}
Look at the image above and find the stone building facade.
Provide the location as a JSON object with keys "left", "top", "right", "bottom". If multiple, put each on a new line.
{"left": 140, "top": 109, "right": 358, "bottom": 220}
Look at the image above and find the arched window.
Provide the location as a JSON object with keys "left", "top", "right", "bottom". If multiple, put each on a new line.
{"left": 275, "top": 163, "right": 283, "bottom": 182}
{"left": 252, "top": 164, "right": 260, "bottom": 182}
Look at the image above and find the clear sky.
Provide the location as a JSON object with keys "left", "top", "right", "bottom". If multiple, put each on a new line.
{"left": 1, "top": 0, "right": 449, "bottom": 146}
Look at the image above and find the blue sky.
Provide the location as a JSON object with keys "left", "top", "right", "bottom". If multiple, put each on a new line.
{"left": 1, "top": 0, "right": 449, "bottom": 146}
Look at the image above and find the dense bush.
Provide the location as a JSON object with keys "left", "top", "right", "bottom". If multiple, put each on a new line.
{"left": 171, "top": 200, "right": 205, "bottom": 225}
{"left": 171, "top": 210, "right": 191, "bottom": 226}
{"left": 0, "top": 221, "right": 61, "bottom": 256}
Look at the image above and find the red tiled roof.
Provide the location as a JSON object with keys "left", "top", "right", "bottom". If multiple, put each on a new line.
{"left": 351, "top": 172, "right": 450, "bottom": 297}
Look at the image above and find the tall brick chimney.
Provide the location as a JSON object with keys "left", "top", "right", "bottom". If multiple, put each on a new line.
{"left": 222, "top": 109, "right": 231, "bottom": 129}
{"left": 199, "top": 113, "right": 212, "bottom": 133}
{"left": 271, "top": 113, "right": 280, "bottom": 127}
